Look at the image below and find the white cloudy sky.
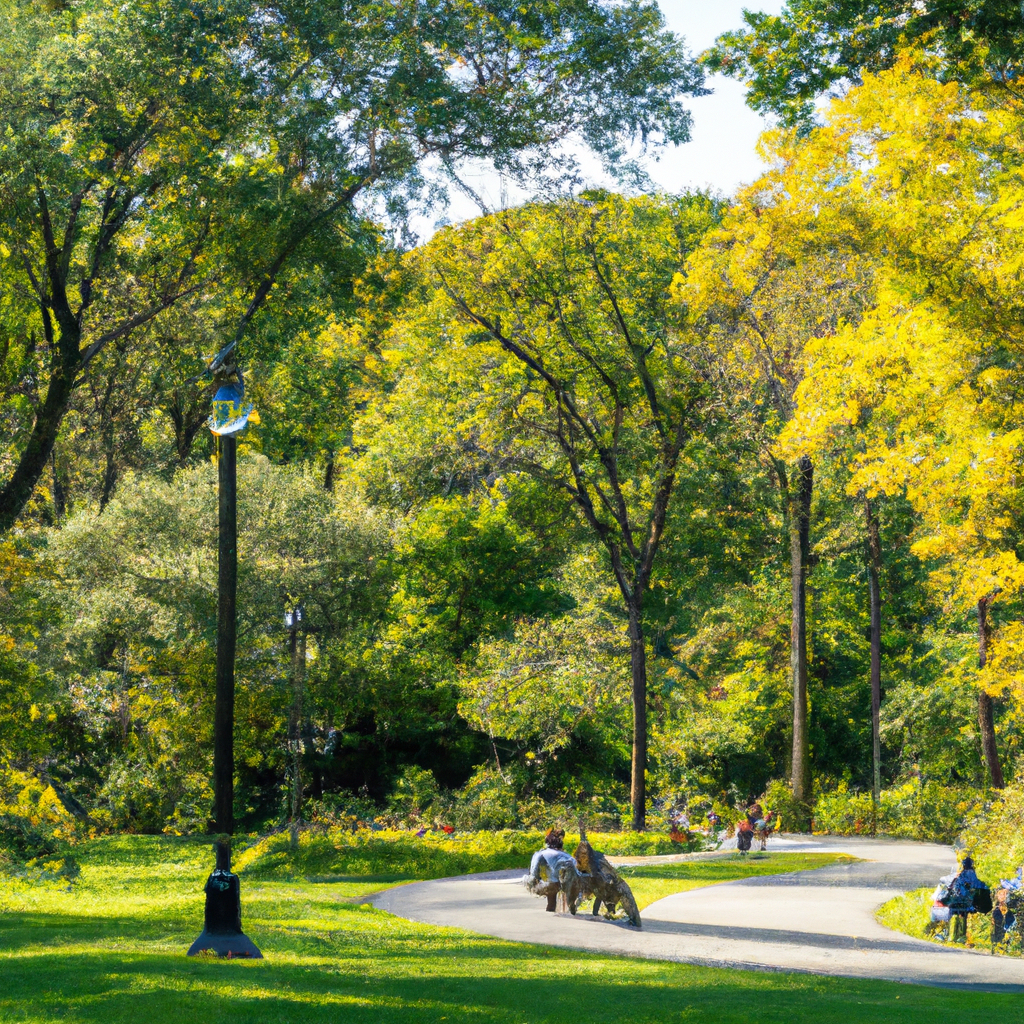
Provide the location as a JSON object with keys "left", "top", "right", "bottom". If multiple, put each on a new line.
{"left": 413, "top": 0, "right": 785, "bottom": 237}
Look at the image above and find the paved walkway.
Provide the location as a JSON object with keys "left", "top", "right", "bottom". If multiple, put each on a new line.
{"left": 368, "top": 834, "right": 1024, "bottom": 990}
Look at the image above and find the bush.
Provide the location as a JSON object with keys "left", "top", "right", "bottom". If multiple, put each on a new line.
{"left": 958, "top": 783, "right": 1024, "bottom": 882}
{"left": 387, "top": 766, "right": 442, "bottom": 823}
{"left": 305, "top": 789, "right": 382, "bottom": 830}
{"left": 0, "top": 772, "right": 82, "bottom": 882}
{"left": 0, "top": 812, "right": 62, "bottom": 862}
{"left": 233, "top": 827, "right": 683, "bottom": 880}
{"left": 763, "top": 779, "right": 811, "bottom": 833}
{"left": 812, "top": 779, "right": 985, "bottom": 843}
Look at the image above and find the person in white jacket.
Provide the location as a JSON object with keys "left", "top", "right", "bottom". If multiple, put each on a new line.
{"left": 526, "top": 829, "right": 575, "bottom": 912}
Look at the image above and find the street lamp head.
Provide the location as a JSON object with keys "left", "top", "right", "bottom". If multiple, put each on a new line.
{"left": 209, "top": 381, "right": 254, "bottom": 436}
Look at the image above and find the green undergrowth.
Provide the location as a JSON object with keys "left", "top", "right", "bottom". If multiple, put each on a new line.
{"left": 619, "top": 852, "right": 857, "bottom": 911}
{"left": 233, "top": 828, "right": 682, "bottom": 881}
{"left": 0, "top": 836, "right": 1010, "bottom": 1024}
{"left": 811, "top": 780, "right": 987, "bottom": 844}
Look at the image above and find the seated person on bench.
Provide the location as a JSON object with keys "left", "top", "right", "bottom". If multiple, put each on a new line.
{"left": 526, "top": 828, "right": 575, "bottom": 912}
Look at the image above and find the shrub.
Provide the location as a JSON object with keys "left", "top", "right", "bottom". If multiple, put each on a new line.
{"left": 387, "top": 766, "right": 442, "bottom": 823}
{"left": 0, "top": 772, "right": 82, "bottom": 882}
{"left": 763, "top": 779, "right": 811, "bottom": 833}
{"left": 0, "top": 812, "right": 62, "bottom": 862}
{"left": 958, "top": 783, "right": 1024, "bottom": 882}
{"left": 812, "top": 779, "right": 985, "bottom": 843}
{"left": 233, "top": 827, "right": 682, "bottom": 880}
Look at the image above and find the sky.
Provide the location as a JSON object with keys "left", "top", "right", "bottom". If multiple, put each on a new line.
{"left": 413, "top": 0, "right": 786, "bottom": 237}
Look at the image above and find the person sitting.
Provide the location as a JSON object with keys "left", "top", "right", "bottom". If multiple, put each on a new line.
{"left": 525, "top": 828, "right": 575, "bottom": 912}
{"left": 926, "top": 865, "right": 957, "bottom": 936}
{"left": 945, "top": 855, "right": 990, "bottom": 943}
{"left": 993, "top": 865, "right": 1023, "bottom": 945}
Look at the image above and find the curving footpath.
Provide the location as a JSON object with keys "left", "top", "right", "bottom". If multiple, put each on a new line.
{"left": 368, "top": 834, "right": 1024, "bottom": 991}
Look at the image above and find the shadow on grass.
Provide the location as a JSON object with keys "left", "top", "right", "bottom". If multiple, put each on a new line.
{"left": 0, "top": 907, "right": 1017, "bottom": 1024}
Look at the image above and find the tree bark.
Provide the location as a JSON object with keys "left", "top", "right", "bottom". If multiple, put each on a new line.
{"left": 977, "top": 597, "right": 1005, "bottom": 790}
{"left": 865, "top": 499, "right": 883, "bottom": 834}
{"left": 169, "top": 392, "right": 210, "bottom": 467}
{"left": 50, "top": 449, "right": 66, "bottom": 521}
{"left": 99, "top": 437, "right": 118, "bottom": 512}
{"left": 628, "top": 602, "right": 647, "bottom": 832}
{"left": 0, "top": 358, "right": 77, "bottom": 532}
{"left": 789, "top": 455, "right": 813, "bottom": 809}
{"left": 213, "top": 434, "right": 237, "bottom": 834}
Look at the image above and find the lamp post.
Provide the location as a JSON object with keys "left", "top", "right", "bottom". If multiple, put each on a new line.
{"left": 187, "top": 349, "right": 262, "bottom": 959}
{"left": 285, "top": 603, "right": 306, "bottom": 850}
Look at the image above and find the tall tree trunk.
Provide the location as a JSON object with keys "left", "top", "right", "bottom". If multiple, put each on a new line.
{"left": 323, "top": 452, "right": 335, "bottom": 491}
{"left": 50, "top": 449, "right": 66, "bottom": 521}
{"left": 628, "top": 601, "right": 647, "bottom": 832}
{"left": 0, "top": 358, "right": 78, "bottom": 532}
{"left": 865, "top": 499, "right": 883, "bottom": 834}
{"left": 977, "top": 597, "right": 1005, "bottom": 790}
{"left": 213, "top": 434, "right": 237, "bottom": 834}
{"left": 99, "top": 438, "right": 118, "bottom": 512}
{"left": 789, "top": 455, "right": 813, "bottom": 809}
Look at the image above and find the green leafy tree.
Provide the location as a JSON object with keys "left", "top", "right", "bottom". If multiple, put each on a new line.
{"left": 360, "top": 193, "right": 742, "bottom": 828}
{"left": 0, "top": 0, "right": 707, "bottom": 532}
{"left": 40, "top": 456, "right": 391, "bottom": 830}
{"left": 706, "top": 0, "right": 1024, "bottom": 127}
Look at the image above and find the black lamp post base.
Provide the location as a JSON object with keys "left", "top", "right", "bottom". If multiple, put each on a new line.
{"left": 187, "top": 929, "right": 263, "bottom": 959}
{"left": 188, "top": 841, "right": 262, "bottom": 959}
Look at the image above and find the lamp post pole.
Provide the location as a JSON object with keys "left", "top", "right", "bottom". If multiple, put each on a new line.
{"left": 214, "top": 433, "right": 237, "bottom": 836}
{"left": 187, "top": 351, "right": 261, "bottom": 959}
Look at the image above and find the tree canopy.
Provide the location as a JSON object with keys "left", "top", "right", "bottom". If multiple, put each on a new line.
{"left": 0, "top": 0, "right": 706, "bottom": 531}
{"left": 705, "top": 0, "right": 1024, "bottom": 126}
{"left": 6, "top": 5, "right": 1024, "bottom": 845}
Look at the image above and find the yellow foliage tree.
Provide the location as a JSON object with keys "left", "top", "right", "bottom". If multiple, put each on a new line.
{"left": 762, "top": 56, "right": 1024, "bottom": 789}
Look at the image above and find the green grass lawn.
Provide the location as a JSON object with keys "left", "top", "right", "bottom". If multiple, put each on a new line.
{"left": 0, "top": 836, "right": 1014, "bottom": 1023}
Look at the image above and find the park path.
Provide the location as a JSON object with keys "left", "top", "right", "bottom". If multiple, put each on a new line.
{"left": 367, "top": 834, "right": 1024, "bottom": 991}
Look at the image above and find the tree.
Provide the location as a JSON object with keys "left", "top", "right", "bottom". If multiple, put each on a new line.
{"left": 788, "top": 292, "right": 1022, "bottom": 791}
{"left": 0, "top": 0, "right": 707, "bottom": 532}
{"left": 40, "top": 456, "right": 392, "bottom": 831}
{"left": 752, "top": 63, "right": 1024, "bottom": 789}
{"left": 680, "top": 190, "right": 875, "bottom": 809}
{"left": 705, "top": 0, "right": 1024, "bottom": 127}
{"left": 361, "top": 193, "right": 735, "bottom": 828}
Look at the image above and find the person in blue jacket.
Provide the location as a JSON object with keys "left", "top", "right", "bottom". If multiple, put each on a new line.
{"left": 946, "top": 855, "right": 990, "bottom": 943}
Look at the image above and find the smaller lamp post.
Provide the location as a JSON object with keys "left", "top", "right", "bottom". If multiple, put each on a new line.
{"left": 285, "top": 603, "right": 306, "bottom": 850}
